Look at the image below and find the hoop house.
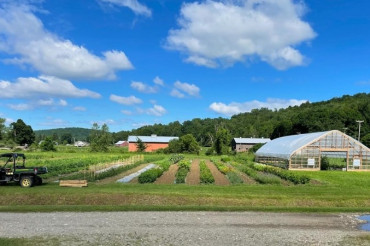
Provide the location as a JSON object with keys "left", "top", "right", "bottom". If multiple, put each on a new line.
{"left": 255, "top": 130, "right": 370, "bottom": 171}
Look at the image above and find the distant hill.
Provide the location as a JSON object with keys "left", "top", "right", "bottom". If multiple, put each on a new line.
{"left": 35, "top": 127, "right": 91, "bottom": 142}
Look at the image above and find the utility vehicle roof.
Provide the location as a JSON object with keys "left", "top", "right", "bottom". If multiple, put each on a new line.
{"left": 0, "top": 153, "right": 26, "bottom": 159}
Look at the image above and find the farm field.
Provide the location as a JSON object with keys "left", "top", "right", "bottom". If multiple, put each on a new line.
{"left": 0, "top": 149, "right": 369, "bottom": 212}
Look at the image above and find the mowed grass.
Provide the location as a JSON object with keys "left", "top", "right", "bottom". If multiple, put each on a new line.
{"left": 0, "top": 170, "right": 369, "bottom": 212}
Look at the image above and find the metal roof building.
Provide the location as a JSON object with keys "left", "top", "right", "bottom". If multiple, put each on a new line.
{"left": 232, "top": 137, "right": 270, "bottom": 152}
{"left": 128, "top": 135, "right": 179, "bottom": 152}
{"left": 255, "top": 130, "right": 370, "bottom": 171}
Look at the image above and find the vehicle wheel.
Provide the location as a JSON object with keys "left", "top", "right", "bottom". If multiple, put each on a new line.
{"left": 20, "top": 176, "right": 34, "bottom": 188}
{"left": 35, "top": 176, "right": 43, "bottom": 185}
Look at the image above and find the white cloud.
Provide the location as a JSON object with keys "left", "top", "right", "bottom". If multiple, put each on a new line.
{"left": 0, "top": 4, "right": 133, "bottom": 80}
{"left": 110, "top": 94, "right": 142, "bottom": 105}
{"left": 210, "top": 98, "right": 308, "bottom": 116}
{"left": 0, "top": 76, "right": 101, "bottom": 99}
{"left": 147, "top": 105, "right": 167, "bottom": 116}
{"left": 170, "top": 89, "right": 185, "bottom": 98}
{"left": 166, "top": 0, "right": 316, "bottom": 70}
{"left": 171, "top": 81, "right": 200, "bottom": 98}
{"left": 130, "top": 81, "right": 158, "bottom": 93}
{"left": 8, "top": 103, "right": 33, "bottom": 111}
{"left": 121, "top": 110, "right": 133, "bottom": 115}
{"left": 100, "top": 0, "right": 152, "bottom": 17}
{"left": 153, "top": 76, "right": 164, "bottom": 86}
{"left": 73, "top": 106, "right": 87, "bottom": 111}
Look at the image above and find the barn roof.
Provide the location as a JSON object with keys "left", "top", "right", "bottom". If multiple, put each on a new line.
{"left": 233, "top": 137, "right": 270, "bottom": 144}
{"left": 128, "top": 135, "right": 178, "bottom": 143}
{"left": 255, "top": 131, "right": 331, "bottom": 159}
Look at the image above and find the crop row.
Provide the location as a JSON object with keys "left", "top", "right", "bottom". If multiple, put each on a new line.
{"left": 212, "top": 159, "right": 243, "bottom": 184}
{"left": 251, "top": 163, "right": 310, "bottom": 184}
{"left": 199, "top": 160, "right": 215, "bottom": 184}
{"left": 138, "top": 159, "right": 172, "bottom": 183}
{"left": 175, "top": 160, "right": 191, "bottom": 183}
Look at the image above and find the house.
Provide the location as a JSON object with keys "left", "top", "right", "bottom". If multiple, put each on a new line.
{"left": 128, "top": 135, "right": 179, "bottom": 152}
{"left": 231, "top": 137, "right": 271, "bottom": 152}
{"left": 115, "top": 140, "right": 128, "bottom": 147}
{"left": 255, "top": 130, "right": 370, "bottom": 171}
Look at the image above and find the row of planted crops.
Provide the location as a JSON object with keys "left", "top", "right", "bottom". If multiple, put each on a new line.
{"left": 20, "top": 151, "right": 311, "bottom": 185}
{"left": 136, "top": 155, "right": 311, "bottom": 185}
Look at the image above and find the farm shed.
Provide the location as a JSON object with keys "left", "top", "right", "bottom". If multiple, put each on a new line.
{"left": 232, "top": 137, "right": 271, "bottom": 152}
{"left": 255, "top": 130, "right": 370, "bottom": 171}
{"left": 128, "top": 135, "right": 179, "bottom": 152}
{"left": 115, "top": 140, "right": 128, "bottom": 147}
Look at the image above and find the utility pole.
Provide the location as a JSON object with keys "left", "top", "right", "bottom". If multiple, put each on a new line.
{"left": 356, "top": 120, "right": 364, "bottom": 142}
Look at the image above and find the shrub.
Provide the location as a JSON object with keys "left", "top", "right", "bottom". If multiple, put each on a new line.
{"left": 220, "top": 155, "right": 231, "bottom": 162}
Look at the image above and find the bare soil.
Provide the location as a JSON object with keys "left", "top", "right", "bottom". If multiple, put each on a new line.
{"left": 155, "top": 164, "right": 179, "bottom": 184}
{"left": 206, "top": 160, "right": 230, "bottom": 186}
{"left": 186, "top": 159, "right": 200, "bottom": 185}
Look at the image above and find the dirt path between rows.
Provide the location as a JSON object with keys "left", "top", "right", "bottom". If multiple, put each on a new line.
{"left": 96, "top": 163, "right": 150, "bottom": 185}
{"left": 206, "top": 160, "right": 230, "bottom": 186}
{"left": 186, "top": 159, "right": 200, "bottom": 185}
{"left": 155, "top": 164, "right": 179, "bottom": 184}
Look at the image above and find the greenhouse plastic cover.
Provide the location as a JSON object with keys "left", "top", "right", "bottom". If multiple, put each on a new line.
{"left": 255, "top": 131, "right": 331, "bottom": 159}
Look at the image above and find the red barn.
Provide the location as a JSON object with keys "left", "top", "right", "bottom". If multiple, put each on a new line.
{"left": 128, "top": 135, "right": 179, "bottom": 152}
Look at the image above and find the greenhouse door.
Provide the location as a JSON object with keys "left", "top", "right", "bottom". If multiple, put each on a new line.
{"left": 320, "top": 149, "right": 348, "bottom": 171}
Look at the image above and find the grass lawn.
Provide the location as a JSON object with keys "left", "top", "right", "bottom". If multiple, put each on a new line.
{"left": 0, "top": 170, "right": 369, "bottom": 212}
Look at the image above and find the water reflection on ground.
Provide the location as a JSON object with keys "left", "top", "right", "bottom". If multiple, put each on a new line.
{"left": 359, "top": 215, "right": 370, "bottom": 231}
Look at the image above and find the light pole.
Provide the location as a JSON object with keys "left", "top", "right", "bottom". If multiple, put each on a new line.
{"left": 356, "top": 120, "right": 364, "bottom": 142}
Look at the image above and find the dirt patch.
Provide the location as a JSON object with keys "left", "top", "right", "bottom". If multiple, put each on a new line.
{"left": 206, "top": 160, "right": 230, "bottom": 186}
{"left": 155, "top": 164, "right": 179, "bottom": 184}
{"left": 186, "top": 159, "right": 200, "bottom": 185}
{"left": 96, "top": 164, "right": 150, "bottom": 185}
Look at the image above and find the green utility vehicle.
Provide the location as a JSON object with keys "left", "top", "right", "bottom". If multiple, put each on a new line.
{"left": 0, "top": 153, "right": 48, "bottom": 187}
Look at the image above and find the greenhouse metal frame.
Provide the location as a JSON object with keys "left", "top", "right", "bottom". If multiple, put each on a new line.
{"left": 255, "top": 130, "right": 370, "bottom": 171}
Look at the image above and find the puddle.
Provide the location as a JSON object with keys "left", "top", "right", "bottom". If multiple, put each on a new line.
{"left": 358, "top": 215, "right": 370, "bottom": 231}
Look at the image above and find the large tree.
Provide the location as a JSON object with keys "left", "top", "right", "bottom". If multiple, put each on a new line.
{"left": 213, "top": 127, "right": 231, "bottom": 155}
{"left": 89, "top": 123, "right": 112, "bottom": 152}
{"left": 0, "top": 118, "right": 5, "bottom": 140}
{"left": 9, "top": 119, "right": 35, "bottom": 145}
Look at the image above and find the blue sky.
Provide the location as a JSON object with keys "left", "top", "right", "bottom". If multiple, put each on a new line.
{"left": 0, "top": 0, "right": 369, "bottom": 132}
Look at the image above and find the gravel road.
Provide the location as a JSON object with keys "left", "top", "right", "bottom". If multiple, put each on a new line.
{"left": 0, "top": 212, "right": 368, "bottom": 245}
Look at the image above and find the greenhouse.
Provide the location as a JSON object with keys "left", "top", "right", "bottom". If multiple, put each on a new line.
{"left": 255, "top": 130, "right": 370, "bottom": 171}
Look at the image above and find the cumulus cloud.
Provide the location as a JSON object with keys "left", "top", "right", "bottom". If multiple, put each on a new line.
{"left": 0, "top": 4, "right": 133, "bottom": 80}
{"left": 99, "top": 0, "right": 152, "bottom": 17}
{"left": 166, "top": 0, "right": 316, "bottom": 70}
{"left": 171, "top": 81, "right": 200, "bottom": 98}
{"left": 121, "top": 110, "right": 133, "bottom": 115}
{"left": 0, "top": 76, "right": 101, "bottom": 99}
{"left": 210, "top": 98, "right": 308, "bottom": 116}
{"left": 110, "top": 94, "right": 142, "bottom": 105}
{"left": 130, "top": 81, "right": 158, "bottom": 93}
{"left": 146, "top": 105, "right": 167, "bottom": 116}
{"left": 153, "top": 76, "right": 164, "bottom": 86}
{"left": 39, "top": 118, "right": 70, "bottom": 127}
{"left": 8, "top": 103, "right": 32, "bottom": 111}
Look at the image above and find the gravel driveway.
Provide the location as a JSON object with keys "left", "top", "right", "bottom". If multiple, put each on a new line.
{"left": 0, "top": 212, "right": 368, "bottom": 245}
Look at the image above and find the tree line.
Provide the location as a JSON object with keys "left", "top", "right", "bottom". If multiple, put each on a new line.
{"left": 1, "top": 93, "right": 369, "bottom": 150}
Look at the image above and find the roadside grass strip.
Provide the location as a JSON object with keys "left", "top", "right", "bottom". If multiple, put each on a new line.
{"left": 117, "top": 164, "right": 156, "bottom": 183}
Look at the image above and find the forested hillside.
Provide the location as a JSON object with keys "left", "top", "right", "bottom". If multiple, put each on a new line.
{"left": 35, "top": 127, "right": 91, "bottom": 142}
{"left": 34, "top": 93, "right": 369, "bottom": 147}
{"left": 114, "top": 93, "right": 370, "bottom": 146}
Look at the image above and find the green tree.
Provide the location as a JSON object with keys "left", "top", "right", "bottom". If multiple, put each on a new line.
{"left": 167, "top": 139, "right": 181, "bottom": 153}
{"left": 61, "top": 133, "right": 73, "bottom": 144}
{"left": 214, "top": 127, "right": 231, "bottom": 155}
{"left": 136, "top": 138, "right": 147, "bottom": 152}
{"left": 89, "top": 123, "right": 112, "bottom": 152}
{"left": 40, "top": 136, "right": 57, "bottom": 151}
{"left": 180, "top": 134, "right": 200, "bottom": 154}
{"left": 9, "top": 119, "right": 35, "bottom": 145}
{"left": 0, "top": 118, "right": 5, "bottom": 141}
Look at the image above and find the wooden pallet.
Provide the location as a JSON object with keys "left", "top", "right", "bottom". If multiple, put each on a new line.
{"left": 59, "top": 180, "right": 88, "bottom": 187}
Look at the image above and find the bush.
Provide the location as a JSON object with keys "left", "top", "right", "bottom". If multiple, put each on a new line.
{"left": 199, "top": 160, "right": 215, "bottom": 184}
{"left": 220, "top": 155, "right": 231, "bottom": 162}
